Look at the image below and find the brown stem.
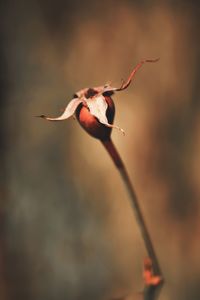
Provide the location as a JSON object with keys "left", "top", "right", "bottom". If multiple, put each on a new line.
{"left": 101, "top": 138, "right": 163, "bottom": 299}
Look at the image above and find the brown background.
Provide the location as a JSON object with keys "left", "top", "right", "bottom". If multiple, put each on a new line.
{"left": 0, "top": 0, "right": 200, "bottom": 299}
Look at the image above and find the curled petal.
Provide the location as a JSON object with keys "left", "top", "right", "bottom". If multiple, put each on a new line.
{"left": 116, "top": 58, "right": 160, "bottom": 91}
{"left": 38, "top": 98, "right": 82, "bottom": 121}
{"left": 101, "top": 58, "right": 160, "bottom": 94}
{"left": 86, "top": 95, "right": 125, "bottom": 135}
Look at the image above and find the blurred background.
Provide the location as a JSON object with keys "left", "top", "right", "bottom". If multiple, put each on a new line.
{"left": 0, "top": 0, "right": 200, "bottom": 299}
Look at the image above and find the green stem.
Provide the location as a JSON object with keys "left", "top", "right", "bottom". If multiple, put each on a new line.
{"left": 101, "top": 138, "right": 163, "bottom": 298}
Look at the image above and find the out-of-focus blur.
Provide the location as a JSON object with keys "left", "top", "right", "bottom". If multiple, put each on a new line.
{"left": 1, "top": 0, "right": 200, "bottom": 299}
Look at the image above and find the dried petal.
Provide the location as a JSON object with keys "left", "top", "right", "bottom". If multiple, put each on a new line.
{"left": 38, "top": 98, "right": 82, "bottom": 121}
{"left": 86, "top": 95, "right": 124, "bottom": 134}
{"left": 100, "top": 58, "right": 160, "bottom": 94}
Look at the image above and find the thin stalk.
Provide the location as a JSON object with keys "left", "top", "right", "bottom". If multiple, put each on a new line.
{"left": 101, "top": 138, "right": 163, "bottom": 299}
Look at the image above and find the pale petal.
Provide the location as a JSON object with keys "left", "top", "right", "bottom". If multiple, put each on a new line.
{"left": 86, "top": 95, "right": 108, "bottom": 123}
{"left": 86, "top": 95, "right": 125, "bottom": 134}
{"left": 38, "top": 98, "right": 82, "bottom": 121}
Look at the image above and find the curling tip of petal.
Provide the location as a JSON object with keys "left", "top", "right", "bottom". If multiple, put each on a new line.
{"left": 35, "top": 115, "right": 46, "bottom": 119}
{"left": 145, "top": 58, "right": 160, "bottom": 63}
{"left": 121, "top": 129, "right": 125, "bottom": 136}
{"left": 116, "top": 126, "right": 125, "bottom": 136}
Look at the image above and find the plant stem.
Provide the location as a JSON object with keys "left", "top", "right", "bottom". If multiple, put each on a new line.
{"left": 101, "top": 138, "right": 163, "bottom": 299}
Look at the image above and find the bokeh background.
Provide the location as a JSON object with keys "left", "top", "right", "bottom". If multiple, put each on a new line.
{"left": 1, "top": 0, "right": 200, "bottom": 299}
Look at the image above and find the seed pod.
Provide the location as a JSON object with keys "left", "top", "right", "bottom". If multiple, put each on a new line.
{"left": 76, "top": 94, "right": 115, "bottom": 141}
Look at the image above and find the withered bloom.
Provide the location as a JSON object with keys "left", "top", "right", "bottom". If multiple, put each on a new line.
{"left": 38, "top": 59, "right": 159, "bottom": 141}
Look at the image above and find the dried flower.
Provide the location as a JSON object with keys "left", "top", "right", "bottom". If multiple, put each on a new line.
{"left": 38, "top": 58, "right": 163, "bottom": 299}
{"left": 38, "top": 59, "right": 159, "bottom": 140}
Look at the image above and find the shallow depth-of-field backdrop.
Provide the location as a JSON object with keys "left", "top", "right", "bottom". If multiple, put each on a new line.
{"left": 1, "top": 1, "right": 200, "bottom": 299}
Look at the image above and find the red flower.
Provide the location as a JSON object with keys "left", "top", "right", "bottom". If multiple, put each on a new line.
{"left": 39, "top": 59, "right": 159, "bottom": 141}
